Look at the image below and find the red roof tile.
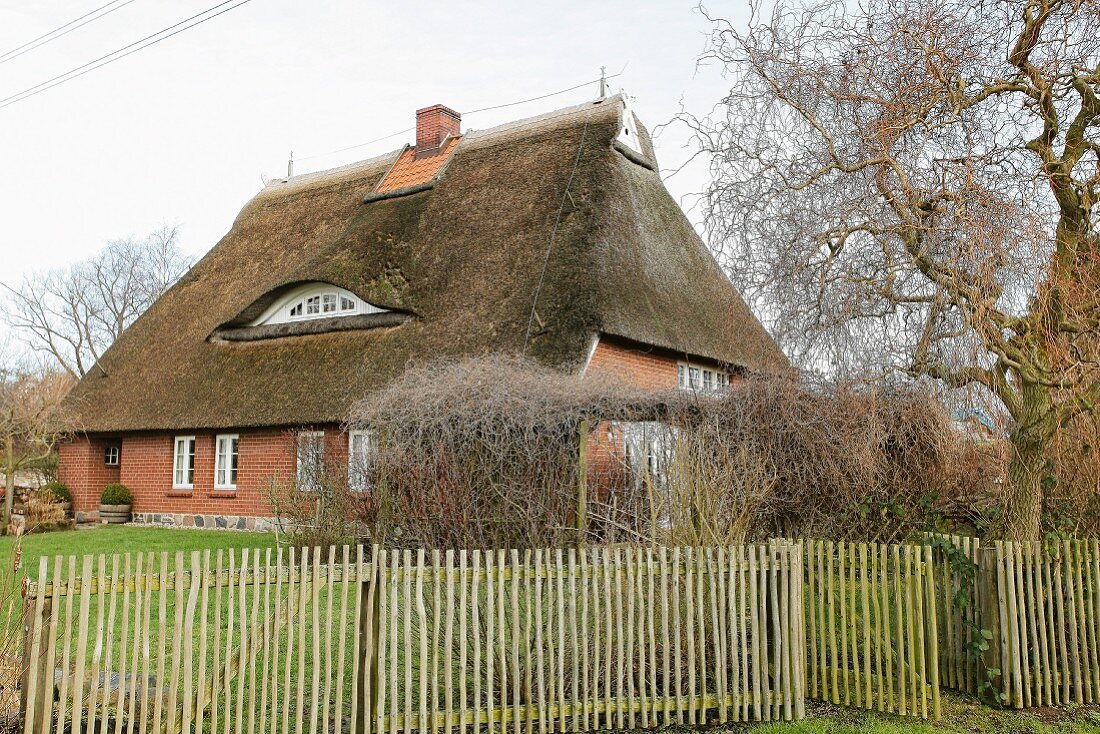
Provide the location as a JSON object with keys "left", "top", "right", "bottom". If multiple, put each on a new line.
{"left": 374, "top": 137, "right": 460, "bottom": 193}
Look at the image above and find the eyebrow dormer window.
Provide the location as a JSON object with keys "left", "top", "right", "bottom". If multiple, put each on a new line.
{"left": 248, "top": 282, "right": 389, "bottom": 327}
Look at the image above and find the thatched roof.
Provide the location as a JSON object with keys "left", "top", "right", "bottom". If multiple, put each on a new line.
{"left": 67, "top": 96, "right": 788, "bottom": 432}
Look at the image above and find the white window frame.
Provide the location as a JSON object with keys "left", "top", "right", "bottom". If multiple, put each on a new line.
{"left": 104, "top": 444, "right": 120, "bottom": 466}
{"left": 677, "top": 361, "right": 730, "bottom": 394}
{"left": 296, "top": 431, "right": 325, "bottom": 491}
{"left": 214, "top": 433, "right": 239, "bottom": 490}
{"left": 348, "top": 430, "right": 374, "bottom": 492}
{"left": 249, "top": 283, "right": 391, "bottom": 327}
{"left": 173, "top": 435, "right": 196, "bottom": 489}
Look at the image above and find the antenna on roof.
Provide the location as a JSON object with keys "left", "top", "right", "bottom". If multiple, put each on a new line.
{"left": 598, "top": 66, "right": 608, "bottom": 99}
{"left": 287, "top": 151, "right": 294, "bottom": 178}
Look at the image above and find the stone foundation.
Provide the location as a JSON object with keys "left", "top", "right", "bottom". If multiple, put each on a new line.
{"left": 129, "top": 512, "right": 277, "bottom": 532}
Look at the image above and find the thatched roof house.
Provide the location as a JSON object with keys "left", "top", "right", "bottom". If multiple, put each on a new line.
{"left": 59, "top": 94, "right": 787, "bottom": 528}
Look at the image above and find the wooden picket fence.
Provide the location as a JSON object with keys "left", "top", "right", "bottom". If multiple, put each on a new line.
{"left": 800, "top": 540, "right": 941, "bottom": 719}
{"left": 930, "top": 536, "right": 1100, "bottom": 709}
{"left": 20, "top": 542, "right": 806, "bottom": 734}
{"left": 927, "top": 535, "right": 983, "bottom": 697}
{"left": 21, "top": 546, "right": 372, "bottom": 734}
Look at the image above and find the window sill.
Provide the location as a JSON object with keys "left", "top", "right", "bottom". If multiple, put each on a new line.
{"left": 210, "top": 489, "right": 238, "bottom": 498}
{"left": 167, "top": 489, "right": 193, "bottom": 497}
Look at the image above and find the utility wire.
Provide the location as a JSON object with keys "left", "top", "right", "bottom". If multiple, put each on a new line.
{"left": 464, "top": 72, "right": 621, "bottom": 115}
{"left": 0, "top": 0, "right": 255, "bottom": 111}
{"left": 298, "top": 70, "right": 624, "bottom": 163}
{"left": 0, "top": 0, "right": 141, "bottom": 67}
{"left": 297, "top": 127, "right": 414, "bottom": 162}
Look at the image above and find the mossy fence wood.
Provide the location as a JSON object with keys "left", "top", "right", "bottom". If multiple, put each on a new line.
{"left": 799, "top": 540, "right": 941, "bottom": 720}
{"left": 932, "top": 536, "right": 1100, "bottom": 709}
{"left": 19, "top": 542, "right": 806, "bottom": 734}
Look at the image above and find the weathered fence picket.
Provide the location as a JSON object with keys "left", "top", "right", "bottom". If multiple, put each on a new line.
{"left": 800, "top": 540, "right": 941, "bottom": 719}
{"left": 21, "top": 542, "right": 805, "bottom": 733}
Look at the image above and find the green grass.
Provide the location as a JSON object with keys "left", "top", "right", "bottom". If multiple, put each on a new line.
{"left": 1, "top": 524, "right": 278, "bottom": 579}
{"left": 721, "top": 694, "right": 1100, "bottom": 733}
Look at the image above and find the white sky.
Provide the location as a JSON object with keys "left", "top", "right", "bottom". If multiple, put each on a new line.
{"left": 0, "top": 1, "right": 745, "bottom": 346}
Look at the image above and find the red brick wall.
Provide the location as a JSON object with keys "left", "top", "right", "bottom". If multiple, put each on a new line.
{"left": 67, "top": 425, "right": 350, "bottom": 521}
{"left": 584, "top": 338, "right": 680, "bottom": 389}
{"left": 58, "top": 437, "right": 120, "bottom": 510}
{"left": 584, "top": 336, "right": 735, "bottom": 389}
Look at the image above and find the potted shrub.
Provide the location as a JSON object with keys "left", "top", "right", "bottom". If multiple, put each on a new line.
{"left": 99, "top": 483, "right": 133, "bottom": 524}
{"left": 42, "top": 481, "right": 72, "bottom": 516}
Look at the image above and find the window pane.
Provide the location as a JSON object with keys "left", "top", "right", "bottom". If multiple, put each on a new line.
{"left": 306, "top": 296, "right": 320, "bottom": 315}
{"left": 187, "top": 441, "right": 195, "bottom": 484}
{"left": 349, "top": 431, "right": 372, "bottom": 491}
{"left": 290, "top": 302, "right": 303, "bottom": 317}
{"left": 322, "top": 294, "right": 337, "bottom": 313}
{"left": 340, "top": 296, "right": 355, "bottom": 311}
{"left": 297, "top": 432, "right": 324, "bottom": 490}
{"left": 174, "top": 437, "right": 194, "bottom": 487}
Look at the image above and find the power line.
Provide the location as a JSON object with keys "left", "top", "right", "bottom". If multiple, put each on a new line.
{"left": 0, "top": 0, "right": 141, "bottom": 67}
{"left": 297, "top": 127, "right": 414, "bottom": 162}
{"left": 465, "top": 73, "right": 620, "bottom": 116}
{"left": 0, "top": 0, "right": 255, "bottom": 111}
{"left": 298, "top": 70, "right": 624, "bottom": 163}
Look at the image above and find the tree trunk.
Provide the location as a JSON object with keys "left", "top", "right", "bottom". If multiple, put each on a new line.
{"left": 996, "top": 383, "right": 1056, "bottom": 542}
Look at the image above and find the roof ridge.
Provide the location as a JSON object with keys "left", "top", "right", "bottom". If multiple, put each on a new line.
{"left": 273, "top": 96, "right": 625, "bottom": 189}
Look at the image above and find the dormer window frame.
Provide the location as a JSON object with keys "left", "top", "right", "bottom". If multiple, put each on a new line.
{"left": 249, "top": 282, "right": 389, "bottom": 327}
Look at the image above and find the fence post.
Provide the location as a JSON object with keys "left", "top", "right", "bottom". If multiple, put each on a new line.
{"left": 358, "top": 545, "right": 381, "bottom": 734}
{"left": 976, "top": 546, "right": 1004, "bottom": 706}
{"left": 20, "top": 564, "right": 52, "bottom": 734}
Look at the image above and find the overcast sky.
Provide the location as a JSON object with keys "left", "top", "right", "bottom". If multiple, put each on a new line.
{"left": 0, "top": 1, "right": 745, "bottom": 346}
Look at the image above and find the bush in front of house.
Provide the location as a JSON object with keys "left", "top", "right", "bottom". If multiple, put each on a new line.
{"left": 100, "top": 483, "right": 133, "bottom": 505}
{"left": 42, "top": 481, "right": 71, "bottom": 504}
{"left": 347, "top": 355, "right": 1004, "bottom": 549}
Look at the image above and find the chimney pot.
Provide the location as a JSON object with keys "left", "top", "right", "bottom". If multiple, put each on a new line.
{"left": 415, "top": 104, "right": 461, "bottom": 156}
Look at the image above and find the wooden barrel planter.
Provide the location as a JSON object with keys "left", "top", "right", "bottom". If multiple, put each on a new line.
{"left": 99, "top": 504, "right": 131, "bottom": 524}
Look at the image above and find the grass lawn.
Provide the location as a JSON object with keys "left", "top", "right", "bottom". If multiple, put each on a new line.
{"left": 0, "top": 524, "right": 278, "bottom": 579}
{"left": 724, "top": 694, "right": 1100, "bottom": 733}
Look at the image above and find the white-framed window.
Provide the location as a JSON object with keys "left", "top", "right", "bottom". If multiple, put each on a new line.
{"left": 249, "top": 283, "right": 391, "bottom": 327}
{"left": 103, "top": 444, "right": 120, "bottom": 466}
{"left": 214, "top": 434, "right": 239, "bottom": 489}
{"left": 296, "top": 431, "right": 325, "bottom": 491}
{"left": 173, "top": 436, "right": 196, "bottom": 489}
{"left": 348, "top": 430, "right": 374, "bottom": 491}
{"left": 677, "top": 362, "right": 730, "bottom": 394}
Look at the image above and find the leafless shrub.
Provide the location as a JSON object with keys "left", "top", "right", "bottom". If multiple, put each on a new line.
{"left": 347, "top": 356, "right": 999, "bottom": 548}
{"left": 264, "top": 447, "right": 370, "bottom": 550}
{"left": 350, "top": 356, "right": 648, "bottom": 549}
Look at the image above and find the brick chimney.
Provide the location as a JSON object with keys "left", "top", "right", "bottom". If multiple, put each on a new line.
{"left": 415, "top": 104, "right": 461, "bottom": 157}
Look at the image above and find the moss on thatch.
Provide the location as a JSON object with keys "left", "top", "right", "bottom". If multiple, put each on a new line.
{"left": 66, "top": 97, "right": 788, "bottom": 432}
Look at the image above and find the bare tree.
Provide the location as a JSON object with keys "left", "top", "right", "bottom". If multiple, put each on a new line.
{"left": 0, "top": 363, "right": 75, "bottom": 525}
{"left": 685, "top": 0, "right": 1100, "bottom": 540}
{"left": 2, "top": 226, "right": 193, "bottom": 377}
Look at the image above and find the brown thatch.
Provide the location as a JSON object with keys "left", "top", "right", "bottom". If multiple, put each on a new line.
{"left": 66, "top": 96, "right": 789, "bottom": 432}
